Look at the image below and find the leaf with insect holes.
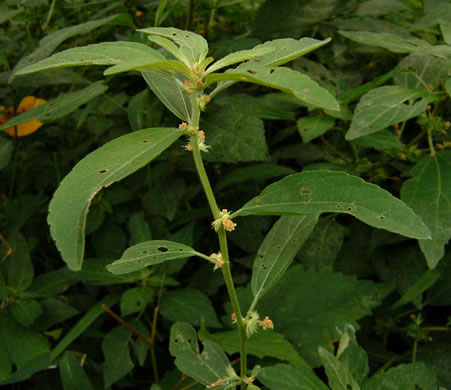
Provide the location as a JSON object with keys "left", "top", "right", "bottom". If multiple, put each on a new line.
{"left": 206, "top": 65, "right": 339, "bottom": 111}
{"left": 234, "top": 170, "right": 431, "bottom": 240}
{"left": 15, "top": 42, "right": 163, "bottom": 76}
{"left": 48, "top": 128, "right": 183, "bottom": 271}
{"left": 107, "top": 240, "right": 204, "bottom": 275}
{"left": 142, "top": 70, "right": 192, "bottom": 122}
{"left": 252, "top": 215, "right": 318, "bottom": 302}
{"left": 138, "top": 27, "right": 209, "bottom": 67}
{"left": 170, "top": 323, "right": 237, "bottom": 388}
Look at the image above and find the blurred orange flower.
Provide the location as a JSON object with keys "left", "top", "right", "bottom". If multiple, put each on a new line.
{"left": 0, "top": 96, "right": 47, "bottom": 137}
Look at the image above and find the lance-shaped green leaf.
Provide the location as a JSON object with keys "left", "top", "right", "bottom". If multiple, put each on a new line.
{"left": 206, "top": 65, "right": 339, "bottom": 111}
{"left": 104, "top": 59, "right": 191, "bottom": 77}
{"left": 252, "top": 215, "right": 318, "bottom": 303}
{"left": 339, "top": 30, "right": 433, "bottom": 54}
{"left": 401, "top": 152, "right": 451, "bottom": 268}
{"left": 48, "top": 128, "right": 183, "bottom": 271}
{"left": 107, "top": 240, "right": 206, "bottom": 274}
{"left": 138, "top": 27, "right": 209, "bottom": 66}
{"left": 0, "top": 82, "right": 108, "bottom": 131}
{"left": 318, "top": 347, "right": 360, "bottom": 390}
{"left": 14, "top": 42, "right": 164, "bottom": 76}
{"left": 142, "top": 70, "right": 192, "bottom": 122}
{"left": 206, "top": 46, "right": 275, "bottom": 74}
{"left": 252, "top": 37, "right": 332, "bottom": 67}
{"left": 234, "top": 170, "right": 431, "bottom": 240}
{"left": 170, "top": 323, "right": 237, "bottom": 388}
{"left": 59, "top": 351, "right": 94, "bottom": 390}
{"left": 259, "top": 364, "right": 329, "bottom": 390}
{"left": 11, "top": 15, "right": 129, "bottom": 77}
{"left": 346, "top": 86, "right": 436, "bottom": 140}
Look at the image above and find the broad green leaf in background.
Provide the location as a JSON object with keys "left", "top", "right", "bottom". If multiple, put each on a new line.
{"left": 10, "top": 299, "right": 42, "bottom": 327}
{"left": 142, "top": 70, "right": 192, "bottom": 122}
{"left": 206, "top": 65, "right": 339, "bottom": 111}
{"left": 0, "top": 313, "right": 50, "bottom": 379}
{"left": 20, "top": 269, "right": 71, "bottom": 299}
{"left": 318, "top": 347, "right": 360, "bottom": 390}
{"left": 215, "top": 164, "right": 296, "bottom": 191}
{"left": 339, "top": 30, "right": 435, "bottom": 54}
{"left": 356, "top": 0, "right": 408, "bottom": 16}
{"left": 0, "top": 8, "right": 22, "bottom": 24}
{"left": 256, "top": 265, "right": 392, "bottom": 366}
{"left": 6, "top": 232, "right": 33, "bottom": 291}
{"left": 14, "top": 42, "right": 163, "bottom": 76}
{"left": 138, "top": 27, "right": 209, "bottom": 67}
{"left": 50, "top": 295, "right": 119, "bottom": 361}
{"left": 394, "top": 55, "right": 448, "bottom": 91}
{"left": 297, "top": 217, "right": 347, "bottom": 269}
{"left": 446, "top": 78, "right": 451, "bottom": 98}
{"left": 169, "top": 323, "right": 236, "bottom": 387}
{"left": 0, "top": 353, "right": 51, "bottom": 385}
{"left": 0, "top": 137, "right": 13, "bottom": 169}
{"left": 12, "top": 15, "right": 130, "bottom": 78}
{"left": 0, "top": 82, "right": 108, "bottom": 132}
{"left": 253, "top": 0, "right": 338, "bottom": 38}
{"left": 203, "top": 328, "right": 311, "bottom": 369}
{"left": 346, "top": 86, "right": 436, "bottom": 140}
{"left": 128, "top": 90, "right": 150, "bottom": 132}
{"left": 102, "top": 326, "right": 134, "bottom": 389}
{"left": 441, "top": 21, "right": 451, "bottom": 44}
{"left": 401, "top": 152, "right": 451, "bottom": 268}
{"left": 120, "top": 287, "right": 154, "bottom": 316}
{"left": 258, "top": 364, "right": 329, "bottom": 390}
{"left": 365, "top": 363, "right": 438, "bottom": 390}
{"left": 160, "top": 288, "right": 222, "bottom": 328}
{"left": 411, "top": 2, "right": 451, "bottom": 30}
{"left": 48, "top": 128, "right": 183, "bottom": 270}
{"left": 127, "top": 212, "right": 152, "bottom": 245}
{"left": 59, "top": 351, "right": 94, "bottom": 390}
{"left": 390, "top": 269, "right": 440, "bottom": 310}
{"left": 351, "top": 129, "right": 403, "bottom": 152}
{"left": 201, "top": 98, "right": 269, "bottom": 163}
{"left": 297, "top": 115, "right": 335, "bottom": 143}
{"left": 251, "top": 215, "right": 318, "bottom": 304}
{"left": 106, "top": 240, "right": 206, "bottom": 274}
{"left": 235, "top": 170, "right": 431, "bottom": 240}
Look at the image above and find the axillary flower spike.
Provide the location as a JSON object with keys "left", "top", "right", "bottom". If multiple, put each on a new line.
{"left": 212, "top": 209, "right": 237, "bottom": 232}
{"left": 210, "top": 252, "right": 224, "bottom": 270}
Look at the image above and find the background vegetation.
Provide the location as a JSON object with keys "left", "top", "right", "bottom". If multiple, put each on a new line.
{"left": 0, "top": 0, "right": 450, "bottom": 389}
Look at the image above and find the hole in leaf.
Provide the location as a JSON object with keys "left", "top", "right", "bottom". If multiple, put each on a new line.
{"left": 185, "top": 34, "right": 189, "bottom": 37}
{"left": 172, "top": 32, "right": 177, "bottom": 36}
{"left": 300, "top": 187, "right": 311, "bottom": 195}
{"left": 261, "top": 264, "right": 268, "bottom": 270}
{"left": 276, "top": 246, "right": 281, "bottom": 250}
{"left": 258, "top": 254, "right": 263, "bottom": 259}
{"left": 142, "top": 250, "right": 148, "bottom": 254}
{"left": 292, "top": 239, "right": 296, "bottom": 243}
{"left": 336, "top": 204, "right": 342, "bottom": 208}
{"left": 247, "top": 69, "right": 257, "bottom": 75}
{"left": 137, "top": 259, "right": 142, "bottom": 263}
{"left": 346, "top": 207, "right": 352, "bottom": 211}
{"left": 98, "top": 169, "right": 108, "bottom": 174}
{"left": 142, "top": 140, "right": 150, "bottom": 143}
{"left": 152, "top": 256, "right": 157, "bottom": 260}
{"left": 174, "top": 338, "right": 179, "bottom": 343}
{"left": 379, "top": 215, "right": 385, "bottom": 220}
{"left": 269, "top": 68, "right": 275, "bottom": 74}
{"left": 178, "top": 248, "right": 185, "bottom": 252}
{"left": 157, "top": 247, "right": 168, "bottom": 252}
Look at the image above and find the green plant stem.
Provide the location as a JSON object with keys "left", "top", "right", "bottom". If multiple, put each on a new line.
{"left": 427, "top": 128, "right": 436, "bottom": 157}
{"left": 43, "top": 0, "right": 56, "bottom": 30}
{"left": 412, "top": 339, "right": 418, "bottom": 362}
{"left": 189, "top": 94, "right": 247, "bottom": 388}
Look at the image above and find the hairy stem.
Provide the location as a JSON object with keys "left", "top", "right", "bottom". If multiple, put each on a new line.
{"left": 189, "top": 94, "right": 247, "bottom": 387}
